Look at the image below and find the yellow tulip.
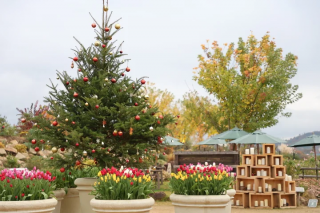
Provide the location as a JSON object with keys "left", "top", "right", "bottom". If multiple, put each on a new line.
{"left": 138, "top": 177, "right": 142, "bottom": 183}
{"left": 100, "top": 177, "right": 104, "bottom": 181}
{"left": 214, "top": 175, "right": 218, "bottom": 180}
{"left": 195, "top": 178, "right": 198, "bottom": 182}
{"left": 98, "top": 171, "right": 102, "bottom": 177}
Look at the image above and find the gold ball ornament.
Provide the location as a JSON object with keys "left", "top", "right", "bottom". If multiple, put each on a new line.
{"left": 85, "top": 102, "right": 89, "bottom": 106}
{"left": 115, "top": 24, "right": 121, "bottom": 29}
{"left": 94, "top": 41, "right": 100, "bottom": 46}
{"left": 109, "top": 52, "right": 113, "bottom": 55}
{"left": 104, "top": 78, "right": 109, "bottom": 82}
{"left": 144, "top": 95, "right": 149, "bottom": 100}
{"left": 65, "top": 118, "right": 69, "bottom": 122}
{"left": 83, "top": 150, "right": 88, "bottom": 157}
{"left": 103, "top": 6, "right": 108, "bottom": 11}
{"left": 52, "top": 147, "right": 58, "bottom": 153}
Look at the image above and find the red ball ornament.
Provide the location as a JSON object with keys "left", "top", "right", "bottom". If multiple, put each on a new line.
{"left": 75, "top": 143, "right": 79, "bottom": 147}
{"left": 76, "top": 160, "right": 81, "bottom": 166}
{"left": 78, "top": 68, "right": 81, "bottom": 72}
{"left": 144, "top": 149, "right": 148, "bottom": 152}
{"left": 73, "top": 57, "right": 78, "bottom": 61}
{"left": 142, "top": 110, "right": 146, "bottom": 114}
{"left": 31, "top": 139, "right": 36, "bottom": 144}
{"left": 177, "top": 115, "right": 180, "bottom": 118}
{"left": 157, "top": 120, "right": 161, "bottom": 124}
{"left": 135, "top": 115, "right": 140, "bottom": 121}
{"left": 66, "top": 81, "right": 69, "bottom": 85}
{"left": 118, "top": 131, "right": 123, "bottom": 136}
{"left": 35, "top": 147, "right": 40, "bottom": 152}
{"left": 83, "top": 77, "right": 89, "bottom": 82}
{"left": 50, "top": 157, "right": 54, "bottom": 160}
{"left": 73, "top": 92, "right": 79, "bottom": 98}
{"left": 74, "top": 79, "right": 77, "bottom": 82}
{"left": 72, "top": 121, "right": 76, "bottom": 125}
{"left": 40, "top": 139, "right": 45, "bottom": 144}
{"left": 134, "top": 102, "right": 138, "bottom": 106}
{"left": 159, "top": 115, "right": 164, "bottom": 119}
{"left": 93, "top": 57, "right": 98, "bottom": 62}
{"left": 120, "top": 51, "right": 123, "bottom": 54}
{"left": 21, "top": 118, "right": 26, "bottom": 123}
{"left": 52, "top": 121, "right": 58, "bottom": 126}
{"left": 92, "top": 149, "right": 96, "bottom": 153}
{"left": 105, "top": 27, "right": 110, "bottom": 32}
{"left": 175, "top": 122, "right": 178, "bottom": 125}
{"left": 60, "top": 168, "right": 65, "bottom": 173}
{"left": 92, "top": 23, "right": 96, "bottom": 28}
{"left": 95, "top": 105, "right": 99, "bottom": 109}
{"left": 111, "top": 78, "right": 117, "bottom": 83}
{"left": 141, "top": 79, "right": 146, "bottom": 84}
{"left": 102, "top": 44, "right": 106, "bottom": 48}
{"left": 163, "top": 152, "right": 166, "bottom": 156}
{"left": 121, "top": 73, "right": 125, "bottom": 76}
{"left": 126, "top": 159, "right": 129, "bottom": 163}
{"left": 164, "top": 147, "right": 167, "bottom": 150}
{"left": 60, "top": 147, "right": 65, "bottom": 152}
{"left": 126, "top": 67, "right": 130, "bottom": 72}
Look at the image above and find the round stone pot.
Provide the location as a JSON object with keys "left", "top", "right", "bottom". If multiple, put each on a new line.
{"left": 60, "top": 188, "right": 81, "bottom": 213}
{"left": 74, "top": 177, "right": 96, "bottom": 213}
{"left": 0, "top": 198, "right": 58, "bottom": 213}
{"left": 53, "top": 189, "right": 66, "bottom": 213}
{"left": 90, "top": 197, "right": 155, "bottom": 213}
{"left": 226, "top": 189, "right": 236, "bottom": 211}
{"left": 170, "top": 194, "right": 231, "bottom": 213}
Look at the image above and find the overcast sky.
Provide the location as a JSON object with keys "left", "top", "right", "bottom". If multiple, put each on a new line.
{"left": 0, "top": 0, "right": 319, "bottom": 140}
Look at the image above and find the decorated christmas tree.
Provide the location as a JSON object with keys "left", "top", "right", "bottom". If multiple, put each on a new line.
{"left": 28, "top": 2, "right": 175, "bottom": 169}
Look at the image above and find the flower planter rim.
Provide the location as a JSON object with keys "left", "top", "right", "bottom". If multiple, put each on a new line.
{"left": 0, "top": 198, "right": 58, "bottom": 211}
{"left": 170, "top": 193, "right": 230, "bottom": 206}
{"left": 90, "top": 197, "right": 155, "bottom": 211}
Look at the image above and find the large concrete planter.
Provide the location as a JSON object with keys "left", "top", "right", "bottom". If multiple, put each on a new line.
{"left": 75, "top": 177, "right": 96, "bottom": 213}
{"left": 226, "top": 189, "right": 236, "bottom": 212}
{"left": 170, "top": 194, "right": 231, "bottom": 213}
{"left": 90, "top": 197, "right": 155, "bottom": 213}
{"left": 0, "top": 198, "right": 58, "bottom": 213}
{"left": 60, "top": 188, "right": 81, "bottom": 213}
{"left": 52, "top": 189, "right": 66, "bottom": 213}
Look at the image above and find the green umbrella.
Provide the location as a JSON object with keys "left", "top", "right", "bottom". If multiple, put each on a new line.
{"left": 289, "top": 134, "right": 320, "bottom": 166}
{"left": 198, "top": 137, "right": 226, "bottom": 145}
{"left": 163, "top": 136, "right": 184, "bottom": 146}
{"left": 229, "top": 130, "right": 286, "bottom": 144}
{"left": 214, "top": 127, "right": 249, "bottom": 140}
{"left": 229, "top": 130, "right": 286, "bottom": 154}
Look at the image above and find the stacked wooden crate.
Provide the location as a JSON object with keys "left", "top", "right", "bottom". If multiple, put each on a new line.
{"left": 233, "top": 144, "right": 296, "bottom": 209}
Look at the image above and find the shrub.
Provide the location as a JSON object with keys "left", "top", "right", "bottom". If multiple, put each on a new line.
{"left": 14, "top": 144, "right": 28, "bottom": 153}
{"left": 0, "top": 142, "right": 4, "bottom": 148}
{"left": 3, "top": 155, "right": 20, "bottom": 168}
{"left": 26, "top": 156, "right": 48, "bottom": 171}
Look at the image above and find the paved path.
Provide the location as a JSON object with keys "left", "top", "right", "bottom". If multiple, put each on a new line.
{"left": 151, "top": 202, "right": 320, "bottom": 213}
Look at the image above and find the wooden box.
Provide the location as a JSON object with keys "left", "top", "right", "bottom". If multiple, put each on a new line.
{"left": 254, "top": 177, "right": 266, "bottom": 193}
{"left": 271, "top": 155, "right": 283, "bottom": 166}
{"left": 250, "top": 166, "right": 271, "bottom": 177}
{"left": 233, "top": 193, "right": 250, "bottom": 208}
{"left": 236, "top": 177, "right": 255, "bottom": 192}
{"left": 271, "top": 166, "right": 286, "bottom": 179}
{"left": 280, "top": 193, "right": 296, "bottom": 208}
{"left": 255, "top": 155, "right": 268, "bottom": 166}
{"left": 263, "top": 144, "right": 275, "bottom": 155}
{"left": 242, "top": 154, "right": 255, "bottom": 166}
{"left": 249, "top": 193, "right": 273, "bottom": 208}
{"left": 265, "top": 178, "right": 285, "bottom": 193}
{"left": 285, "top": 181, "right": 296, "bottom": 193}
{"left": 237, "top": 165, "right": 250, "bottom": 178}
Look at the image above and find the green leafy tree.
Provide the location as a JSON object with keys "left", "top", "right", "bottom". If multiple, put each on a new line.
{"left": 194, "top": 33, "right": 302, "bottom": 132}
{"left": 30, "top": 4, "right": 175, "bottom": 169}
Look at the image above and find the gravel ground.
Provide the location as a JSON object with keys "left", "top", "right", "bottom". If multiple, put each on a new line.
{"left": 150, "top": 202, "right": 320, "bottom": 213}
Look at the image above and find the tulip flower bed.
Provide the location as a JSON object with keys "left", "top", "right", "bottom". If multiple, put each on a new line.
{"left": 91, "top": 167, "right": 153, "bottom": 200}
{"left": 169, "top": 163, "right": 235, "bottom": 195}
{"left": 0, "top": 168, "right": 55, "bottom": 201}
